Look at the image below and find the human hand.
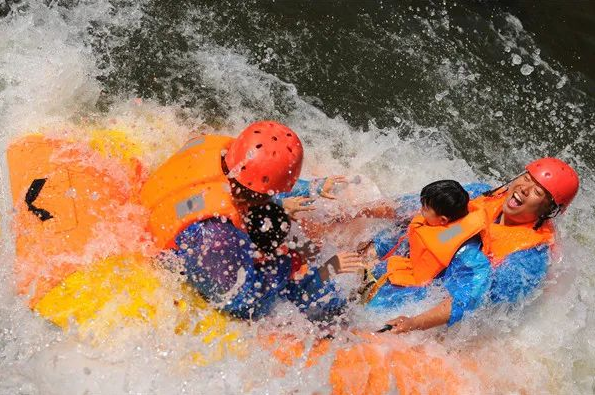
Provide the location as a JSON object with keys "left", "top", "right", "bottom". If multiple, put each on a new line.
{"left": 283, "top": 196, "right": 316, "bottom": 219}
{"left": 383, "top": 316, "right": 418, "bottom": 334}
{"left": 327, "top": 252, "right": 365, "bottom": 274}
{"left": 319, "top": 175, "right": 348, "bottom": 200}
{"left": 318, "top": 252, "right": 365, "bottom": 281}
{"left": 356, "top": 240, "right": 379, "bottom": 268}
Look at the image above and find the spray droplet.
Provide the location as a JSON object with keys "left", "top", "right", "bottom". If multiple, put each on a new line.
{"left": 520, "top": 64, "right": 534, "bottom": 76}
{"left": 511, "top": 54, "right": 522, "bottom": 65}
{"left": 435, "top": 90, "right": 449, "bottom": 102}
{"left": 65, "top": 188, "right": 76, "bottom": 198}
{"left": 556, "top": 76, "right": 567, "bottom": 89}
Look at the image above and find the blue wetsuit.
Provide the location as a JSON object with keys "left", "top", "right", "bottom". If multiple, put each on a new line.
{"left": 368, "top": 183, "right": 551, "bottom": 325}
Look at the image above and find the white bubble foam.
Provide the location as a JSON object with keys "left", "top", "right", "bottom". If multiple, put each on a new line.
{"left": 1, "top": 1, "right": 594, "bottom": 394}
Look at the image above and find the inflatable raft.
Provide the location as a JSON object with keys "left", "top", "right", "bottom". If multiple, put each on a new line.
{"left": 6, "top": 130, "right": 473, "bottom": 394}
{"left": 6, "top": 132, "right": 243, "bottom": 364}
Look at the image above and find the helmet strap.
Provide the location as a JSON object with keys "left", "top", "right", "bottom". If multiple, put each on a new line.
{"left": 482, "top": 182, "right": 509, "bottom": 198}
{"left": 533, "top": 204, "right": 561, "bottom": 230}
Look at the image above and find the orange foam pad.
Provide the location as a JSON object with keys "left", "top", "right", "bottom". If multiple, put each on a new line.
{"left": 262, "top": 330, "right": 464, "bottom": 395}
{"left": 7, "top": 135, "right": 144, "bottom": 305}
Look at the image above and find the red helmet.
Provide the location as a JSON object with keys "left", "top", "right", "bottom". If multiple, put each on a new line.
{"left": 225, "top": 121, "right": 303, "bottom": 194}
{"left": 525, "top": 158, "right": 579, "bottom": 210}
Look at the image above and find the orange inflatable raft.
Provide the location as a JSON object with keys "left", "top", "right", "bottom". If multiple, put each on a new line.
{"left": 6, "top": 130, "right": 476, "bottom": 394}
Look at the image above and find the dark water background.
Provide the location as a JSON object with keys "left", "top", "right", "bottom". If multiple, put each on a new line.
{"left": 3, "top": 0, "right": 593, "bottom": 179}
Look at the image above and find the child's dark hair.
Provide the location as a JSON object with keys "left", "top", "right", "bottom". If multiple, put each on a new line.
{"left": 245, "top": 203, "right": 291, "bottom": 253}
{"left": 420, "top": 180, "right": 469, "bottom": 222}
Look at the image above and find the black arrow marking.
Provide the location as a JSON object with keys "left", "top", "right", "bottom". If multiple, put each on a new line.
{"left": 25, "top": 178, "right": 53, "bottom": 222}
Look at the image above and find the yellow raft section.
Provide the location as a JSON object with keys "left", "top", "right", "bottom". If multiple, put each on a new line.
{"left": 7, "top": 130, "right": 243, "bottom": 365}
{"left": 35, "top": 254, "right": 244, "bottom": 365}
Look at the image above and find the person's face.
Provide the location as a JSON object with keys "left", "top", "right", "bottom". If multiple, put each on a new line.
{"left": 502, "top": 173, "right": 552, "bottom": 225}
{"left": 421, "top": 205, "right": 449, "bottom": 226}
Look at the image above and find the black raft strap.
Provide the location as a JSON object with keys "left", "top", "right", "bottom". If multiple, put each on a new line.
{"left": 25, "top": 178, "right": 53, "bottom": 222}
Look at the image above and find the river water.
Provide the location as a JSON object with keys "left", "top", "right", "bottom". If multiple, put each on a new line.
{"left": 0, "top": 1, "right": 594, "bottom": 394}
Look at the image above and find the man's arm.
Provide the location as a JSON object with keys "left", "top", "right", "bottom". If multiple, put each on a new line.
{"left": 383, "top": 238, "right": 491, "bottom": 332}
{"left": 385, "top": 298, "right": 452, "bottom": 333}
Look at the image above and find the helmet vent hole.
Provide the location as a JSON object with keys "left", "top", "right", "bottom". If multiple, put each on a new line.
{"left": 286, "top": 133, "right": 292, "bottom": 137}
{"left": 287, "top": 146, "right": 293, "bottom": 153}
{"left": 272, "top": 151, "right": 277, "bottom": 157}
{"left": 272, "top": 136, "right": 278, "bottom": 141}
{"left": 256, "top": 144, "right": 263, "bottom": 149}
{"left": 241, "top": 166, "right": 246, "bottom": 171}
{"left": 254, "top": 130, "right": 261, "bottom": 134}
{"left": 262, "top": 176, "right": 269, "bottom": 184}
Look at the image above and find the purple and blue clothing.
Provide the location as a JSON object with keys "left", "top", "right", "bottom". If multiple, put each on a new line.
{"left": 175, "top": 178, "right": 343, "bottom": 321}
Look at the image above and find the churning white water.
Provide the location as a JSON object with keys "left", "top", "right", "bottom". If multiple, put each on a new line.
{"left": 1, "top": 1, "right": 594, "bottom": 394}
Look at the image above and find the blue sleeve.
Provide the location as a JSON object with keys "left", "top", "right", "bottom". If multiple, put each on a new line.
{"left": 271, "top": 178, "right": 326, "bottom": 206}
{"left": 463, "top": 182, "right": 493, "bottom": 199}
{"left": 175, "top": 219, "right": 256, "bottom": 304}
{"left": 442, "top": 238, "right": 491, "bottom": 325}
{"left": 368, "top": 193, "right": 418, "bottom": 258}
{"left": 391, "top": 193, "right": 421, "bottom": 217}
{"left": 489, "top": 245, "right": 549, "bottom": 304}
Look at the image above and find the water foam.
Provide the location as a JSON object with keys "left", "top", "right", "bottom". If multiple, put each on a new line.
{"left": 1, "top": 1, "right": 594, "bottom": 394}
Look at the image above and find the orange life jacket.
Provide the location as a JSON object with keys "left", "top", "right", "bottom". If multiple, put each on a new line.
{"left": 474, "top": 192, "right": 555, "bottom": 267}
{"left": 140, "top": 135, "right": 243, "bottom": 248}
{"left": 384, "top": 207, "right": 487, "bottom": 287}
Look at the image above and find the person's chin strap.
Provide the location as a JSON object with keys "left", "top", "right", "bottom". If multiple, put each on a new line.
{"left": 533, "top": 204, "right": 562, "bottom": 230}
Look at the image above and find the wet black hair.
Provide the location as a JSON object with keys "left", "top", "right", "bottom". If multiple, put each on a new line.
{"left": 420, "top": 180, "right": 469, "bottom": 222}
{"left": 221, "top": 154, "right": 271, "bottom": 203}
{"left": 244, "top": 203, "right": 291, "bottom": 253}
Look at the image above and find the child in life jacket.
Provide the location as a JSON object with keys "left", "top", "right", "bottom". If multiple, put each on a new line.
{"left": 361, "top": 180, "right": 483, "bottom": 303}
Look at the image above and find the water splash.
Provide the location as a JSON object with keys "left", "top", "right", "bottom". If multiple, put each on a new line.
{"left": 1, "top": 1, "right": 594, "bottom": 394}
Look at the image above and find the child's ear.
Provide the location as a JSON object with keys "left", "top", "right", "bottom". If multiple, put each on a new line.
{"left": 439, "top": 216, "right": 449, "bottom": 226}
